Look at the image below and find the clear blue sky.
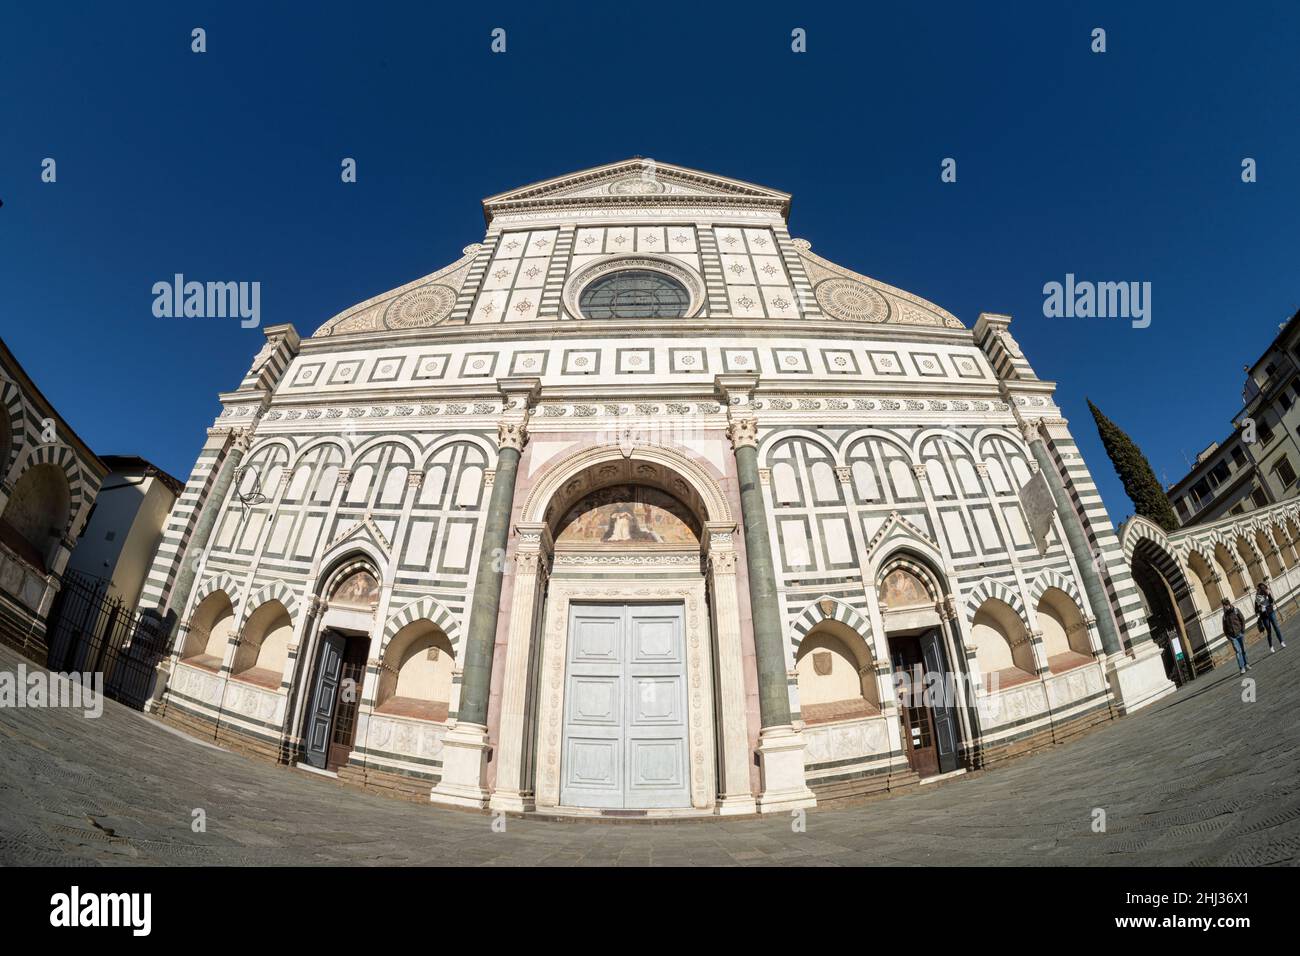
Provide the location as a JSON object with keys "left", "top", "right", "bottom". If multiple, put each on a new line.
{"left": 2, "top": 2, "right": 1297, "bottom": 525}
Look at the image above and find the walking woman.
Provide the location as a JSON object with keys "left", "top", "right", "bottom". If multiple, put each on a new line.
{"left": 1254, "top": 582, "right": 1288, "bottom": 652}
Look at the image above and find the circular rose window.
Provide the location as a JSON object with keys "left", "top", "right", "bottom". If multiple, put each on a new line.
{"left": 578, "top": 270, "right": 690, "bottom": 319}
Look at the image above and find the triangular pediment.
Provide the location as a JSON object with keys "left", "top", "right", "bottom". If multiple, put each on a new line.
{"left": 865, "top": 511, "right": 941, "bottom": 560}
{"left": 325, "top": 512, "right": 393, "bottom": 558}
{"left": 482, "top": 158, "right": 790, "bottom": 222}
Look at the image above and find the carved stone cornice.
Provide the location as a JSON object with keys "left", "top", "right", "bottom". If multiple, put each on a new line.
{"left": 514, "top": 521, "right": 554, "bottom": 557}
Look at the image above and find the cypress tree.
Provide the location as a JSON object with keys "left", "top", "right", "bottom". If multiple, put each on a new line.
{"left": 1087, "top": 399, "right": 1180, "bottom": 531}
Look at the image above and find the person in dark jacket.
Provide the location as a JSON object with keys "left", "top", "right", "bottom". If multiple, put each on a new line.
{"left": 1254, "top": 582, "right": 1288, "bottom": 652}
{"left": 1222, "top": 598, "right": 1250, "bottom": 674}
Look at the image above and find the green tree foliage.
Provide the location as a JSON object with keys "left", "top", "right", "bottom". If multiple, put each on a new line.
{"left": 1088, "top": 399, "right": 1180, "bottom": 531}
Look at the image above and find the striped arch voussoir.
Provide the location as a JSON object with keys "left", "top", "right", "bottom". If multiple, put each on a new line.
{"left": 791, "top": 596, "right": 871, "bottom": 651}
{"left": 238, "top": 580, "right": 301, "bottom": 629}
{"left": 0, "top": 378, "right": 24, "bottom": 480}
{"left": 1120, "top": 516, "right": 1173, "bottom": 563}
{"left": 382, "top": 596, "right": 463, "bottom": 656}
{"left": 1028, "top": 568, "right": 1083, "bottom": 613}
{"left": 965, "top": 577, "right": 1028, "bottom": 627}
{"left": 23, "top": 443, "right": 86, "bottom": 530}
{"left": 191, "top": 572, "right": 243, "bottom": 621}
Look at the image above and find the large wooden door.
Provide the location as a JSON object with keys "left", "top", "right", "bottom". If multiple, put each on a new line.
{"left": 918, "top": 628, "right": 960, "bottom": 775}
{"left": 561, "top": 603, "right": 689, "bottom": 809}
{"left": 327, "top": 640, "right": 368, "bottom": 771}
{"left": 890, "top": 630, "right": 961, "bottom": 777}
{"left": 890, "top": 633, "right": 941, "bottom": 778}
{"left": 304, "top": 630, "right": 346, "bottom": 769}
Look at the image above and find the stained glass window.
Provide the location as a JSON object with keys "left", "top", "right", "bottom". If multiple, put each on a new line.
{"left": 578, "top": 270, "right": 689, "bottom": 319}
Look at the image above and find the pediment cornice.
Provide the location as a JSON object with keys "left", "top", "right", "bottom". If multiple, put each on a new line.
{"left": 482, "top": 158, "right": 791, "bottom": 223}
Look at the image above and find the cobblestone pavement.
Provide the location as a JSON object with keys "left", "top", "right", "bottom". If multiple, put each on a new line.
{"left": 2, "top": 625, "right": 1298, "bottom": 867}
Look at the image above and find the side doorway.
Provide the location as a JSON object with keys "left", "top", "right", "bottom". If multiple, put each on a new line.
{"left": 889, "top": 628, "right": 961, "bottom": 777}
{"left": 303, "top": 629, "right": 369, "bottom": 771}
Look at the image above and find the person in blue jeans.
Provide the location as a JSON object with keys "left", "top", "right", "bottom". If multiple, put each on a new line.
{"left": 1254, "top": 582, "right": 1288, "bottom": 652}
{"left": 1221, "top": 598, "right": 1250, "bottom": 674}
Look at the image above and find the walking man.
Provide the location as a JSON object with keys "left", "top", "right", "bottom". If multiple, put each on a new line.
{"left": 1222, "top": 598, "right": 1250, "bottom": 674}
{"left": 1254, "top": 582, "right": 1288, "bottom": 652}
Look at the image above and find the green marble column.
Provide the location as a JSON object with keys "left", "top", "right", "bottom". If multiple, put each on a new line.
{"left": 456, "top": 425, "right": 525, "bottom": 726}
{"left": 731, "top": 420, "right": 793, "bottom": 728}
{"left": 1024, "top": 423, "right": 1123, "bottom": 655}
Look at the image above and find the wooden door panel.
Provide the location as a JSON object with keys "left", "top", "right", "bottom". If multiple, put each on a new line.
{"left": 304, "top": 630, "right": 345, "bottom": 769}
{"left": 627, "top": 738, "right": 685, "bottom": 793}
{"left": 624, "top": 605, "right": 689, "bottom": 808}
{"left": 561, "top": 610, "right": 625, "bottom": 808}
{"left": 629, "top": 676, "right": 681, "bottom": 724}
{"left": 561, "top": 603, "right": 691, "bottom": 810}
{"left": 919, "top": 628, "right": 961, "bottom": 774}
{"left": 569, "top": 676, "right": 620, "bottom": 724}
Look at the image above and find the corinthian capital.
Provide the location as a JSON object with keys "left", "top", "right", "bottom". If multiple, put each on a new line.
{"left": 498, "top": 421, "right": 529, "bottom": 451}
{"left": 1018, "top": 417, "right": 1044, "bottom": 446}
{"left": 727, "top": 417, "right": 758, "bottom": 450}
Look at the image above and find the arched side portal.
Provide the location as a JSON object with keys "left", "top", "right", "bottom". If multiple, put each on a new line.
{"left": 1129, "top": 539, "right": 1208, "bottom": 681}
{"left": 494, "top": 444, "right": 747, "bottom": 815}
{"left": 875, "top": 554, "right": 967, "bottom": 778}
{"left": 297, "top": 557, "right": 382, "bottom": 772}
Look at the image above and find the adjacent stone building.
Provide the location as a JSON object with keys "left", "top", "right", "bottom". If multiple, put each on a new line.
{"left": 0, "top": 337, "right": 108, "bottom": 658}
{"left": 141, "top": 159, "right": 1177, "bottom": 816}
{"left": 1168, "top": 309, "right": 1300, "bottom": 525}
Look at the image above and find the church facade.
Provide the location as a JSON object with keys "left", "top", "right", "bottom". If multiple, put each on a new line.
{"left": 140, "top": 159, "right": 1176, "bottom": 816}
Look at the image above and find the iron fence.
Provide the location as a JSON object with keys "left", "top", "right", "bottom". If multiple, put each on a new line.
{"left": 44, "top": 570, "right": 172, "bottom": 710}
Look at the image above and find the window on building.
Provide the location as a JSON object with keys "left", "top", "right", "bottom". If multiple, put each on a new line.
{"left": 578, "top": 270, "right": 690, "bottom": 319}
{"left": 1253, "top": 487, "right": 1269, "bottom": 508}
{"left": 1209, "top": 461, "right": 1231, "bottom": 486}
{"left": 1191, "top": 478, "right": 1211, "bottom": 507}
{"left": 1258, "top": 419, "right": 1275, "bottom": 445}
{"left": 1274, "top": 456, "right": 1297, "bottom": 490}
{"left": 1232, "top": 447, "right": 1247, "bottom": 468}
{"left": 1282, "top": 389, "right": 1294, "bottom": 411}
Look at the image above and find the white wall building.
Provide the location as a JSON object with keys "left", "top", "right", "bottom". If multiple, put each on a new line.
{"left": 67, "top": 455, "right": 182, "bottom": 611}
{"left": 140, "top": 159, "right": 1179, "bottom": 816}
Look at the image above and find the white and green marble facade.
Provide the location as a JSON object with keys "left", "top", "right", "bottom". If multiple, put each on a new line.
{"left": 141, "top": 159, "right": 1184, "bottom": 813}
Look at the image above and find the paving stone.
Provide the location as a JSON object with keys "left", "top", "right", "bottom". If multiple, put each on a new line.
{"left": 2, "top": 632, "right": 1299, "bottom": 866}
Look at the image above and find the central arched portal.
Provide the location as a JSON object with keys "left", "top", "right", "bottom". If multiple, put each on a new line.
{"left": 493, "top": 446, "right": 750, "bottom": 815}
{"left": 551, "top": 483, "right": 701, "bottom": 809}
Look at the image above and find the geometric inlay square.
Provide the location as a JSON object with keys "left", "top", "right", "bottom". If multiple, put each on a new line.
{"left": 413, "top": 353, "right": 449, "bottom": 380}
